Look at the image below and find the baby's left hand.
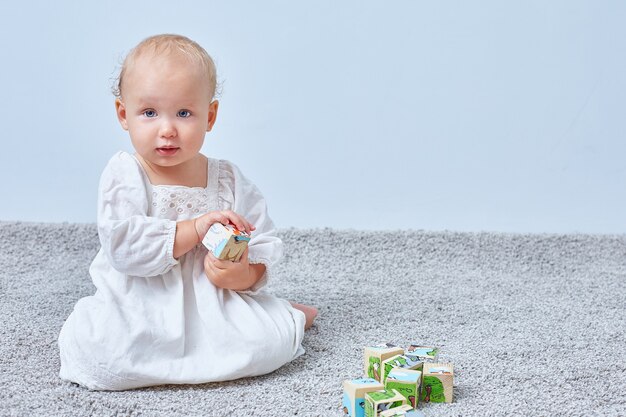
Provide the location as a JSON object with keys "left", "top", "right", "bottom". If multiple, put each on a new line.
{"left": 204, "top": 247, "right": 254, "bottom": 291}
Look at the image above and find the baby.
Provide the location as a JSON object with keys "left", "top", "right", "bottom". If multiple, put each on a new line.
{"left": 58, "top": 34, "right": 317, "bottom": 390}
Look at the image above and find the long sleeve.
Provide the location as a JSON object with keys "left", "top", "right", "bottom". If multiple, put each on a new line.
{"left": 97, "top": 152, "right": 179, "bottom": 277}
{"left": 218, "top": 160, "right": 283, "bottom": 293}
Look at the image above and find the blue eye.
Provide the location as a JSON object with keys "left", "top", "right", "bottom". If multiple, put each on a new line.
{"left": 177, "top": 110, "right": 191, "bottom": 118}
{"left": 143, "top": 109, "right": 157, "bottom": 118}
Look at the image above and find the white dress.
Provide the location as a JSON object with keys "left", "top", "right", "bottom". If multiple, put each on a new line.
{"left": 58, "top": 151, "right": 305, "bottom": 391}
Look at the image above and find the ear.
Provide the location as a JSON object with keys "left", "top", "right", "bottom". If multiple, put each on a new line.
{"left": 115, "top": 99, "right": 129, "bottom": 131}
{"left": 206, "top": 100, "right": 219, "bottom": 132}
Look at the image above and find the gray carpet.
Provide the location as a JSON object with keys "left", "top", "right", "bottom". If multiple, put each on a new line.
{"left": 1, "top": 221, "right": 625, "bottom": 417}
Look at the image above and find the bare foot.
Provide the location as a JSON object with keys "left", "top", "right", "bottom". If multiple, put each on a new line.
{"left": 290, "top": 302, "right": 318, "bottom": 330}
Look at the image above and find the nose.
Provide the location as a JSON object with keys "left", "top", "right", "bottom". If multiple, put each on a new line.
{"left": 159, "top": 118, "right": 177, "bottom": 138}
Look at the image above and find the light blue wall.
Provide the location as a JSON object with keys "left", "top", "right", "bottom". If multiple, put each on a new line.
{"left": 1, "top": 1, "right": 624, "bottom": 233}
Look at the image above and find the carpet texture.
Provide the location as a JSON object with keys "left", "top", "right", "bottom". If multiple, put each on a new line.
{"left": 1, "top": 221, "right": 625, "bottom": 416}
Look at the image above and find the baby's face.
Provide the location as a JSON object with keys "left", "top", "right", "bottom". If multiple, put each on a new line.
{"left": 115, "top": 52, "right": 218, "bottom": 169}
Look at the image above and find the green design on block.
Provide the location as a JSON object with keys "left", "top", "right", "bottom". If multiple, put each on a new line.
{"left": 365, "top": 400, "right": 374, "bottom": 417}
{"left": 368, "top": 391, "right": 397, "bottom": 401}
{"left": 365, "top": 391, "right": 403, "bottom": 417}
{"left": 386, "top": 380, "right": 418, "bottom": 408}
{"left": 420, "top": 376, "right": 446, "bottom": 403}
{"left": 368, "top": 357, "right": 381, "bottom": 380}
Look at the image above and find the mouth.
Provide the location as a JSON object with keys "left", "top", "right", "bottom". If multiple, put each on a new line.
{"left": 156, "top": 147, "right": 180, "bottom": 156}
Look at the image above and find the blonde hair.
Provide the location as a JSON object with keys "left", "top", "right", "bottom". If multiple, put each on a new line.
{"left": 112, "top": 34, "right": 218, "bottom": 100}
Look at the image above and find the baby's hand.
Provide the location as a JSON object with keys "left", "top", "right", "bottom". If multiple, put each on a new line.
{"left": 193, "top": 210, "right": 255, "bottom": 240}
{"left": 204, "top": 247, "right": 255, "bottom": 290}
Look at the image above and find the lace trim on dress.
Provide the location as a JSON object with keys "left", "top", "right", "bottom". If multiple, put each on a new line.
{"left": 149, "top": 188, "right": 210, "bottom": 218}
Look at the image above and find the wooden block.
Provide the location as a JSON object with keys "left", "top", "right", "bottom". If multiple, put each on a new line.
{"left": 364, "top": 344, "right": 404, "bottom": 382}
{"left": 364, "top": 389, "right": 407, "bottom": 417}
{"left": 380, "top": 405, "right": 426, "bottom": 417}
{"left": 384, "top": 368, "right": 422, "bottom": 409}
{"left": 201, "top": 223, "right": 250, "bottom": 262}
{"left": 420, "top": 363, "right": 454, "bottom": 403}
{"left": 342, "top": 378, "right": 385, "bottom": 417}
{"left": 381, "top": 354, "right": 424, "bottom": 384}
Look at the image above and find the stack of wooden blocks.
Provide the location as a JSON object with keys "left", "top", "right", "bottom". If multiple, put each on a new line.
{"left": 342, "top": 343, "right": 454, "bottom": 417}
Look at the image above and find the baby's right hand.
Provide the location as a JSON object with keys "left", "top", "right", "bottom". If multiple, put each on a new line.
{"left": 193, "top": 210, "right": 256, "bottom": 241}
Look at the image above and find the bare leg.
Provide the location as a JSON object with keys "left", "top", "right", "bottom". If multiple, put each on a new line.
{"left": 290, "top": 302, "right": 318, "bottom": 330}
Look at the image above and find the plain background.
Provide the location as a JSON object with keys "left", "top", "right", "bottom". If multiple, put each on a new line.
{"left": 1, "top": 1, "right": 624, "bottom": 234}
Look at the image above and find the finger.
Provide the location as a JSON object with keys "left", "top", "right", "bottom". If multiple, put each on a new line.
{"left": 223, "top": 211, "right": 251, "bottom": 234}
{"left": 202, "top": 212, "right": 229, "bottom": 232}
{"left": 232, "top": 214, "right": 253, "bottom": 234}
{"left": 236, "top": 214, "right": 255, "bottom": 234}
{"left": 207, "top": 250, "right": 232, "bottom": 269}
{"left": 212, "top": 212, "right": 231, "bottom": 227}
{"left": 243, "top": 220, "right": 255, "bottom": 234}
{"left": 206, "top": 257, "right": 233, "bottom": 283}
{"left": 205, "top": 251, "right": 223, "bottom": 269}
{"left": 204, "top": 255, "right": 228, "bottom": 285}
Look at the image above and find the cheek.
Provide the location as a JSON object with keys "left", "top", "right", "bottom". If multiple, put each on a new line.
{"left": 127, "top": 125, "right": 153, "bottom": 146}
{"left": 185, "top": 123, "right": 208, "bottom": 140}
{"left": 127, "top": 122, "right": 150, "bottom": 136}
